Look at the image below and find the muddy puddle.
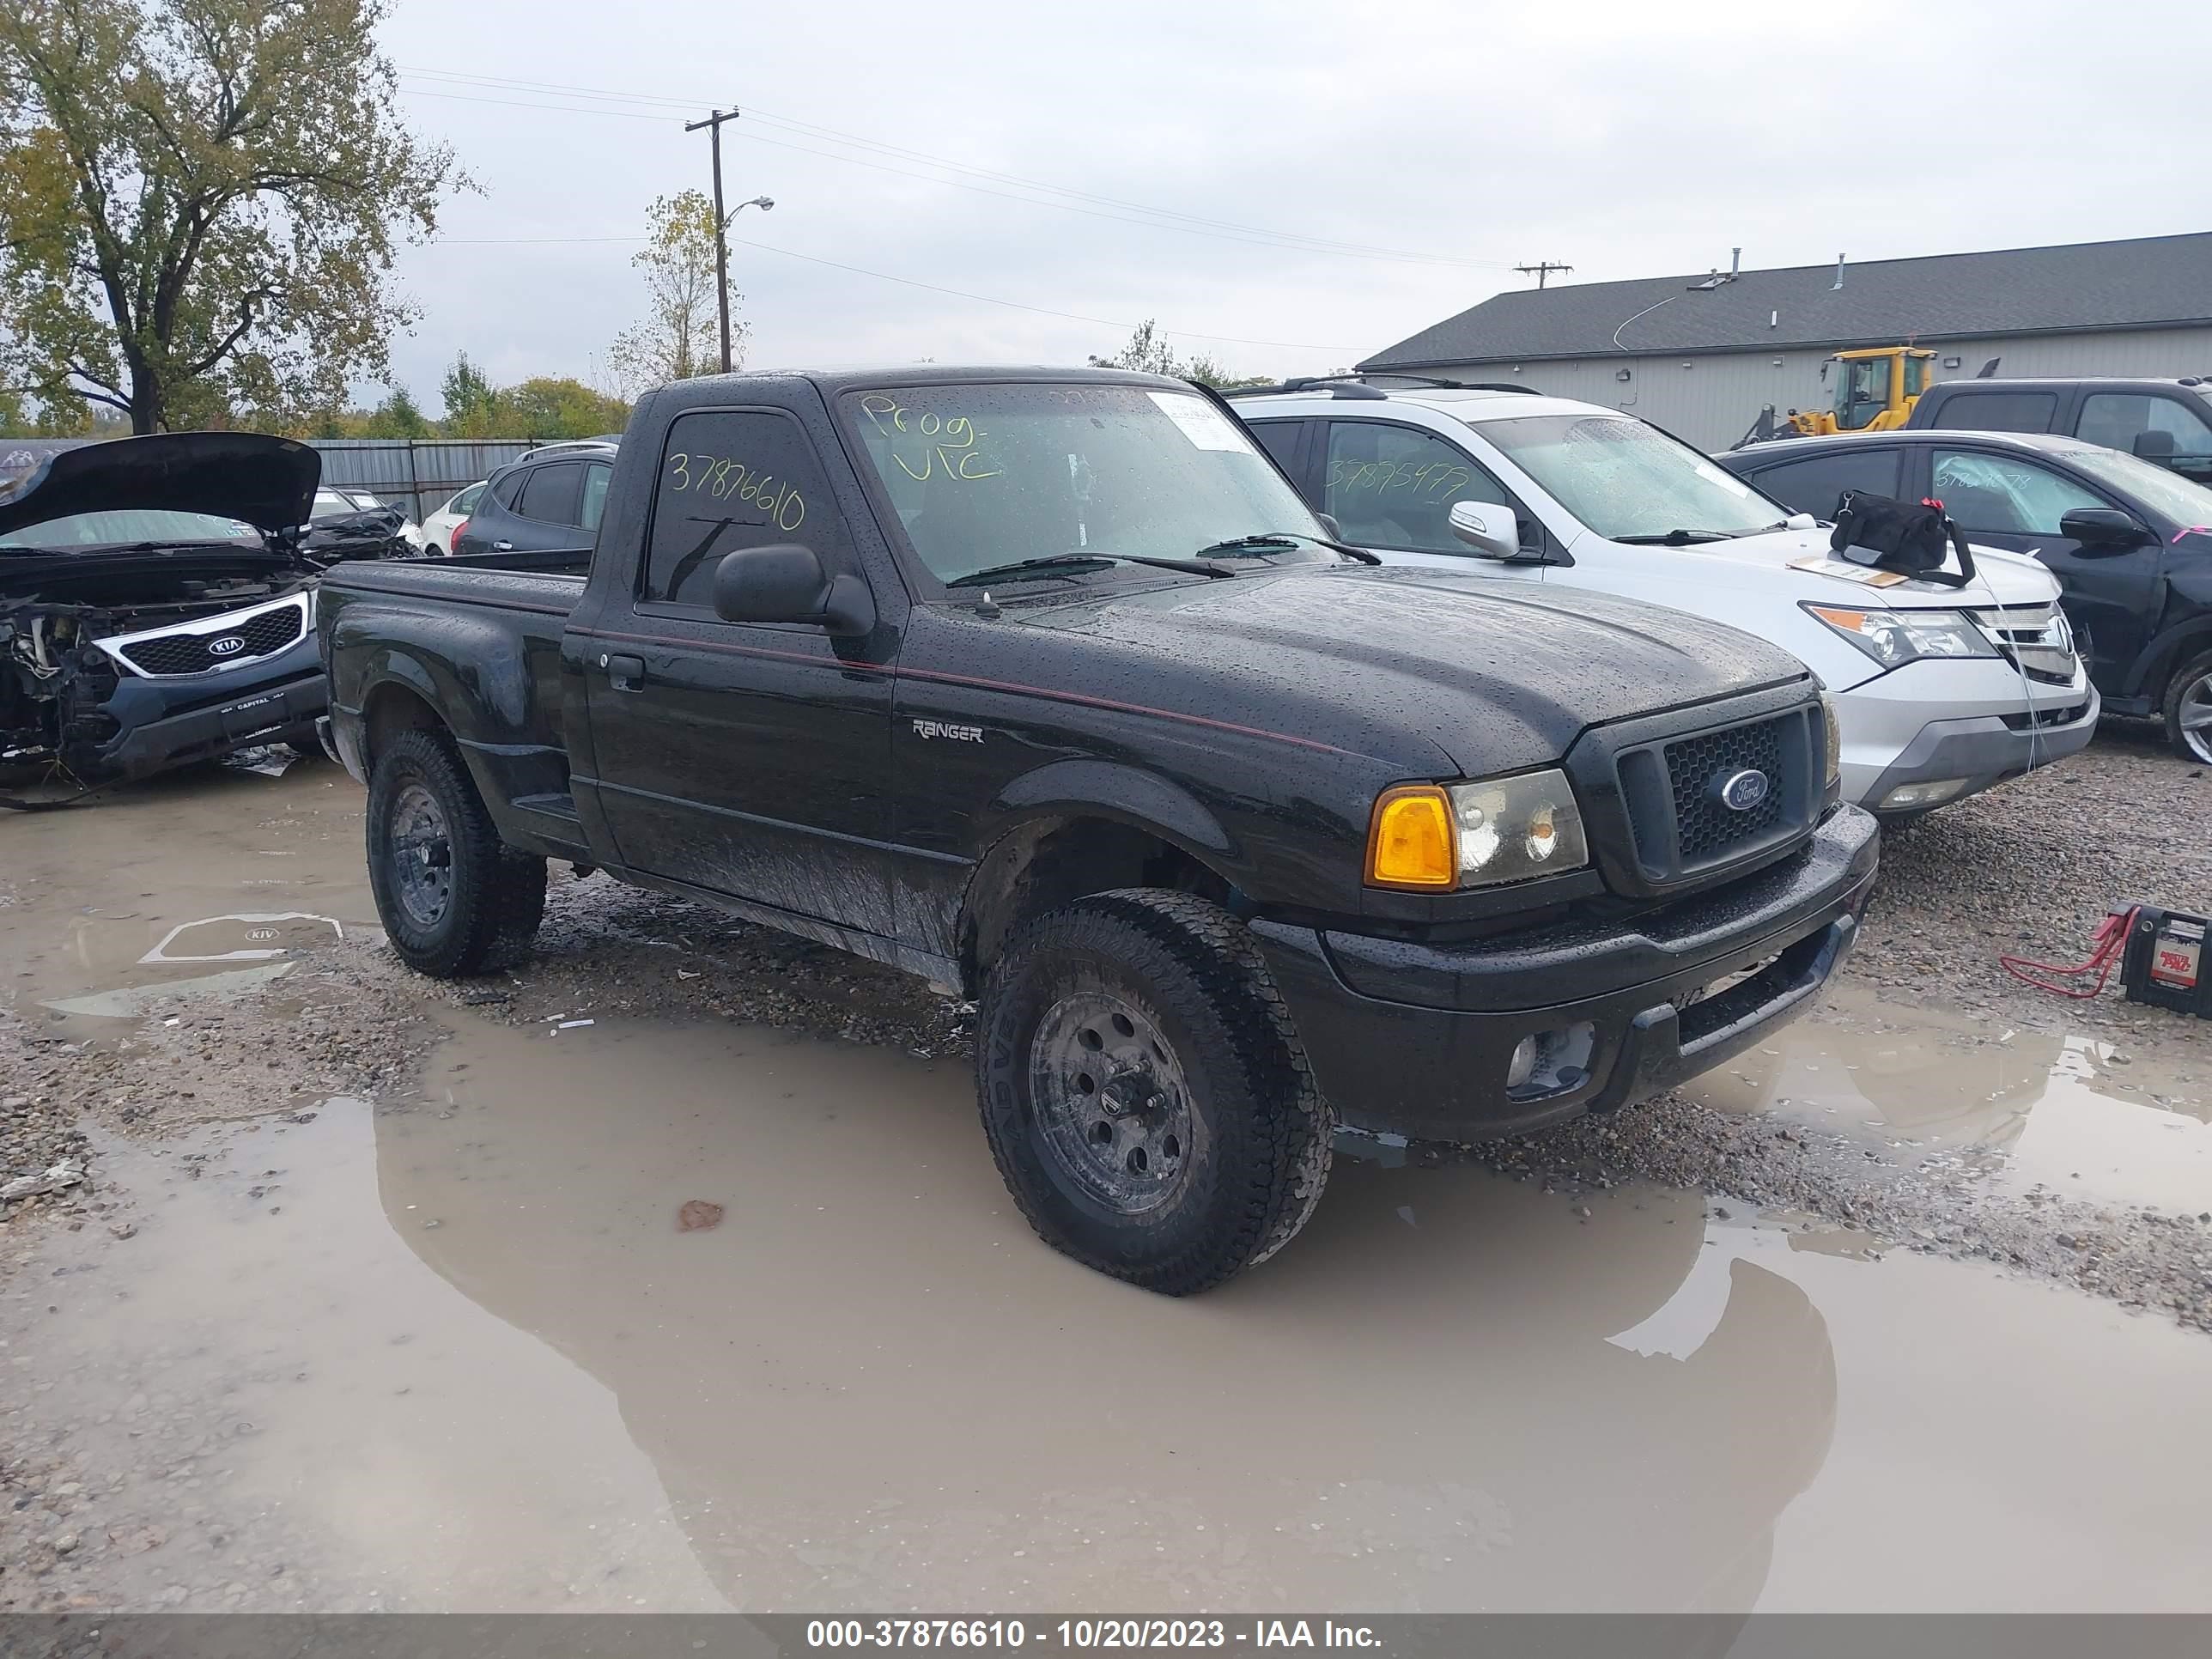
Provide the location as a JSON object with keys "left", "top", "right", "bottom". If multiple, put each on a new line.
{"left": 1686, "top": 984, "right": 2212, "bottom": 1214}
{"left": 1, "top": 757, "right": 375, "bottom": 1017}
{"left": 10, "top": 1012, "right": 2210, "bottom": 1613}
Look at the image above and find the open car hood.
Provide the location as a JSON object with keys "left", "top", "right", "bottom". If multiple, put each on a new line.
{"left": 0, "top": 433, "right": 320, "bottom": 538}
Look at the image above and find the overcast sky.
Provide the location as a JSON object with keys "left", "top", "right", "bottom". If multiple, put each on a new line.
{"left": 375, "top": 0, "right": 2211, "bottom": 413}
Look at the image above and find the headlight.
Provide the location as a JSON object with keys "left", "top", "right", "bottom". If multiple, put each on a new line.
{"left": 1802, "top": 604, "right": 1995, "bottom": 667}
{"left": 1819, "top": 691, "right": 1841, "bottom": 792}
{"left": 1366, "top": 769, "right": 1589, "bottom": 890}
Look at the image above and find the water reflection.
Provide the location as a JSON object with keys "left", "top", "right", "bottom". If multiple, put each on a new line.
{"left": 379, "top": 1016, "right": 1837, "bottom": 1612}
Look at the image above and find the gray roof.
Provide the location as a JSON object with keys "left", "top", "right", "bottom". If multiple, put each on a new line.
{"left": 1362, "top": 232, "right": 2212, "bottom": 369}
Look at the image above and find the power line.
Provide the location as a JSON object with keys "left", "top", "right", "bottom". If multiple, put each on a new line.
{"left": 409, "top": 229, "right": 1360, "bottom": 353}
{"left": 395, "top": 68, "right": 1510, "bottom": 270}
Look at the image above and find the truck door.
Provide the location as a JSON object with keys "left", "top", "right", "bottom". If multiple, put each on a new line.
{"left": 580, "top": 404, "right": 898, "bottom": 933}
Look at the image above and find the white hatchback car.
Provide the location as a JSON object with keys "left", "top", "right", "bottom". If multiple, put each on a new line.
{"left": 1229, "top": 380, "right": 2097, "bottom": 818}
{"left": 420, "top": 481, "right": 486, "bottom": 556}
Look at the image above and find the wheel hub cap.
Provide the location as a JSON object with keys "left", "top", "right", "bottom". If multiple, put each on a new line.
{"left": 1029, "top": 992, "right": 1194, "bottom": 1215}
{"left": 2182, "top": 673, "right": 2212, "bottom": 763}
{"left": 389, "top": 782, "right": 454, "bottom": 927}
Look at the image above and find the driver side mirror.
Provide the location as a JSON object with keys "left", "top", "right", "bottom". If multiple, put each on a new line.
{"left": 712, "top": 544, "right": 877, "bottom": 636}
{"left": 2057, "top": 507, "right": 2150, "bottom": 550}
{"left": 1448, "top": 500, "right": 1522, "bottom": 561}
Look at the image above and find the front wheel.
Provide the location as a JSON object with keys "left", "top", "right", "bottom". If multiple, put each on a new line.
{"left": 367, "top": 728, "right": 546, "bottom": 976}
{"left": 2165, "top": 650, "right": 2212, "bottom": 764}
{"left": 976, "top": 890, "right": 1332, "bottom": 1294}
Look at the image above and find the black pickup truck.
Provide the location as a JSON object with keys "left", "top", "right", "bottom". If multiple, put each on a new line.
{"left": 320, "top": 366, "right": 1878, "bottom": 1292}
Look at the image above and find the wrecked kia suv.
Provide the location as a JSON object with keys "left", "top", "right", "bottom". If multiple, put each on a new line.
{"left": 0, "top": 432, "right": 327, "bottom": 790}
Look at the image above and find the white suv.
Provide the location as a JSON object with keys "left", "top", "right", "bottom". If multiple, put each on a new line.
{"left": 1228, "top": 379, "right": 2097, "bottom": 818}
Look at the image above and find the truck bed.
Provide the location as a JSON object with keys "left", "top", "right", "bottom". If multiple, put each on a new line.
{"left": 317, "top": 553, "right": 591, "bottom": 862}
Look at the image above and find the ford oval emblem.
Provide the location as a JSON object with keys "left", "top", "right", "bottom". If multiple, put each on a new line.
{"left": 1716, "top": 769, "right": 1771, "bottom": 812}
{"left": 207, "top": 635, "right": 246, "bottom": 657}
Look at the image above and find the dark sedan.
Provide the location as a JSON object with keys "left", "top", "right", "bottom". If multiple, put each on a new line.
{"left": 1718, "top": 430, "right": 2212, "bottom": 763}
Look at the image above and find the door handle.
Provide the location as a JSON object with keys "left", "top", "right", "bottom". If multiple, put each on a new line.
{"left": 494, "top": 540, "right": 514, "bottom": 550}
{"left": 601, "top": 653, "right": 646, "bottom": 691}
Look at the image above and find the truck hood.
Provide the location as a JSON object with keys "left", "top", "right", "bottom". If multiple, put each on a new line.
{"left": 1013, "top": 565, "right": 1808, "bottom": 776}
{"left": 1632, "top": 524, "right": 2060, "bottom": 608}
{"left": 0, "top": 432, "right": 320, "bottom": 538}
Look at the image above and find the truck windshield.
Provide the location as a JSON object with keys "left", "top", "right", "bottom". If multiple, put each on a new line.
{"left": 842, "top": 382, "right": 1329, "bottom": 584}
{"left": 1478, "top": 413, "right": 1786, "bottom": 543}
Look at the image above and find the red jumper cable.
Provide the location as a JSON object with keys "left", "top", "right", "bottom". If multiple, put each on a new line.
{"left": 1998, "top": 906, "right": 2140, "bottom": 1000}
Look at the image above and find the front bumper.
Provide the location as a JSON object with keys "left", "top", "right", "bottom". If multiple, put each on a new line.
{"left": 79, "top": 635, "right": 326, "bottom": 781}
{"left": 1835, "top": 657, "right": 2098, "bottom": 811}
{"left": 1250, "top": 805, "right": 1880, "bottom": 1148}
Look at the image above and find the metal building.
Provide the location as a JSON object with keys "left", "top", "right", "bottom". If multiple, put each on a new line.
{"left": 1360, "top": 232, "right": 2212, "bottom": 451}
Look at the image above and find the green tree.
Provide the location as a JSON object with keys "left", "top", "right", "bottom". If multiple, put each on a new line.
{"left": 437, "top": 350, "right": 500, "bottom": 435}
{"left": 1091, "top": 319, "right": 1183, "bottom": 377}
{"left": 605, "top": 190, "right": 732, "bottom": 394}
{"left": 364, "top": 383, "right": 429, "bottom": 438}
{"left": 495, "top": 376, "right": 628, "bottom": 441}
{"left": 0, "top": 0, "right": 464, "bottom": 433}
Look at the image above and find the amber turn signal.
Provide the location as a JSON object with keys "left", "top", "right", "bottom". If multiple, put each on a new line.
{"left": 1366, "top": 785, "right": 1457, "bottom": 890}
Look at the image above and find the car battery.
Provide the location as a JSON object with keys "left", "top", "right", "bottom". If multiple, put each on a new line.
{"left": 2120, "top": 904, "right": 2210, "bottom": 1018}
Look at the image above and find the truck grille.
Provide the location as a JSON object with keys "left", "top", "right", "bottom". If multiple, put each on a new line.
{"left": 1665, "top": 719, "right": 1789, "bottom": 863}
{"left": 1614, "top": 705, "right": 1819, "bottom": 884}
{"left": 109, "top": 597, "right": 307, "bottom": 678}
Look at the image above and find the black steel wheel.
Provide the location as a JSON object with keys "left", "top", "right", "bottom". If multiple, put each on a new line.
{"left": 367, "top": 728, "right": 545, "bottom": 977}
{"left": 976, "top": 890, "right": 1331, "bottom": 1294}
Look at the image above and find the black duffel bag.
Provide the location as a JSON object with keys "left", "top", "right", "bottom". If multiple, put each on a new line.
{"left": 1829, "top": 489, "right": 1978, "bottom": 588}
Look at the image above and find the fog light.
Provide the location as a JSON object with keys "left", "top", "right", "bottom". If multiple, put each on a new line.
{"left": 1878, "top": 777, "right": 1968, "bottom": 811}
{"left": 1506, "top": 1036, "right": 1539, "bottom": 1090}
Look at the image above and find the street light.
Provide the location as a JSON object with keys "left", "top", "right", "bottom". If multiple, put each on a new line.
{"left": 709, "top": 195, "right": 772, "bottom": 375}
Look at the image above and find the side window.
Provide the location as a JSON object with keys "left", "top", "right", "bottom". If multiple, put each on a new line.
{"left": 2077, "top": 393, "right": 2212, "bottom": 463}
{"left": 1744, "top": 449, "right": 1901, "bottom": 519}
{"left": 1247, "top": 419, "right": 1305, "bottom": 478}
{"left": 580, "top": 463, "right": 611, "bottom": 534}
{"left": 453, "top": 483, "right": 485, "bottom": 514}
{"left": 1322, "top": 422, "right": 1511, "bottom": 553}
{"left": 487, "top": 471, "right": 525, "bottom": 510}
{"left": 514, "top": 462, "right": 584, "bottom": 526}
{"left": 1931, "top": 449, "right": 2105, "bottom": 536}
{"left": 1923, "top": 391, "right": 2059, "bottom": 434}
{"left": 642, "top": 409, "right": 844, "bottom": 611}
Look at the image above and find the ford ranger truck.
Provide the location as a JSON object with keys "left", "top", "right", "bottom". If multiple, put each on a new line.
{"left": 319, "top": 367, "right": 1879, "bottom": 1294}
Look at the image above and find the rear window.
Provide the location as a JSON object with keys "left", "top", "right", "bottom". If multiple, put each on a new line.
{"left": 1923, "top": 390, "right": 2059, "bottom": 434}
{"left": 1738, "top": 448, "right": 1901, "bottom": 519}
{"left": 515, "top": 462, "right": 584, "bottom": 526}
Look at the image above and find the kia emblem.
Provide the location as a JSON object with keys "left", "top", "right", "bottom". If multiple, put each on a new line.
{"left": 207, "top": 635, "right": 246, "bottom": 657}
{"left": 1715, "top": 769, "right": 1771, "bottom": 812}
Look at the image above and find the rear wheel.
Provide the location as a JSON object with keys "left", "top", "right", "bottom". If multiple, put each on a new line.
{"left": 976, "top": 890, "right": 1331, "bottom": 1294}
{"left": 367, "top": 728, "right": 545, "bottom": 976}
{"left": 2165, "top": 650, "right": 2212, "bottom": 764}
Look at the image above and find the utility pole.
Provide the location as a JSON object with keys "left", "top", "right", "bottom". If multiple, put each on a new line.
{"left": 1515, "top": 261, "right": 1573, "bottom": 289}
{"left": 686, "top": 106, "right": 741, "bottom": 374}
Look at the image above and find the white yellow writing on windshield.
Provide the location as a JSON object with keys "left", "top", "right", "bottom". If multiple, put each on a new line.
{"left": 859, "top": 394, "right": 1002, "bottom": 483}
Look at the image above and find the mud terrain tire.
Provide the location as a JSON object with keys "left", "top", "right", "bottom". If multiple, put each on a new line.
{"left": 977, "top": 889, "right": 1332, "bottom": 1294}
{"left": 368, "top": 728, "right": 545, "bottom": 977}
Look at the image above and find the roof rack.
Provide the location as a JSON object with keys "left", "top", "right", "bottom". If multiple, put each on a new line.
{"left": 1222, "top": 374, "right": 1541, "bottom": 400}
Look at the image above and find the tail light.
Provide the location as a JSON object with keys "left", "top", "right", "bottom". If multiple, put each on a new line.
{"left": 449, "top": 518, "right": 467, "bottom": 554}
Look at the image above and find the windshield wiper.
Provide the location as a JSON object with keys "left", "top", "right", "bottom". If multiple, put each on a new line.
{"left": 944, "top": 552, "right": 1232, "bottom": 588}
{"left": 1197, "top": 532, "right": 1381, "bottom": 565}
{"left": 1613, "top": 528, "right": 1740, "bottom": 545}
